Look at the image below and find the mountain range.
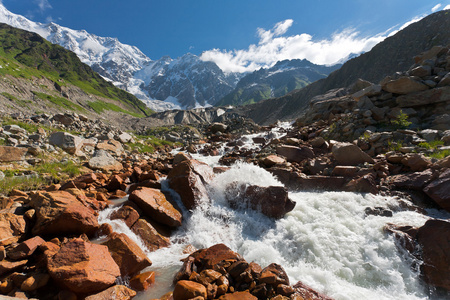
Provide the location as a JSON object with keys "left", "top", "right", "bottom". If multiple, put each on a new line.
{"left": 0, "top": 4, "right": 341, "bottom": 111}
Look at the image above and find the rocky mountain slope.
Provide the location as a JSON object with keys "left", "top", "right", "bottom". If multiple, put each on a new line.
{"left": 216, "top": 59, "right": 341, "bottom": 107}
{"left": 241, "top": 10, "right": 450, "bottom": 125}
{"left": 0, "top": 23, "right": 152, "bottom": 125}
{"left": 135, "top": 53, "right": 242, "bottom": 109}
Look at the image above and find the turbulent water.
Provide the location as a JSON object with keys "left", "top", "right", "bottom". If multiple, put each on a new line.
{"left": 98, "top": 126, "right": 449, "bottom": 300}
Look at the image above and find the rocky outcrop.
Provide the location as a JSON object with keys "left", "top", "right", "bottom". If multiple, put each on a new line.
{"left": 168, "top": 157, "right": 215, "bottom": 210}
{"left": 46, "top": 238, "right": 120, "bottom": 294}
{"left": 332, "top": 142, "right": 374, "bottom": 166}
{"left": 0, "top": 146, "right": 27, "bottom": 162}
{"left": 129, "top": 187, "right": 182, "bottom": 228}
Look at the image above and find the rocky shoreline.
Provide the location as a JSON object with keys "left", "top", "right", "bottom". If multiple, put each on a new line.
{"left": 0, "top": 45, "right": 449, "bottom": 299}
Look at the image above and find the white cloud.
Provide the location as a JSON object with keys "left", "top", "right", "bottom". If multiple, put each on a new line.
{"left": 201, "top": 13, "right": 438, "bottom": 74}
{"left": 201, "top": 21, "right": 385, "bottom": 73}
{"left": 431, "top": 4, "right": 442, "bottom": 12}
{"left": 35, "top": 0, "right": 52, "bottom": 12}
{"left": 444, "top": 4, "right": 450, "bottom": 10}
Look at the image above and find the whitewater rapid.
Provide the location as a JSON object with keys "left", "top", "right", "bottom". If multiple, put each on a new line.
{"left": 98, "top": 126, "right": 448, "bottom": 300}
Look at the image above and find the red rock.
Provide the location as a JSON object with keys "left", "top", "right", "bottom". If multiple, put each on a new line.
{"left": 0, "top": 213, "right": 27, "bottom": 246}
{"left": 110, "top": 205, "right": 140, "bottom": 228}
{"left": 168, "top": 159, "right": 214, "bottom": 209}
{"left": 129, "top": 271, "right": 156, "bottom": 291}
{"left": 139, "top": 171, "right": 161, "bottom": 182}
{"left": 20, "top": 272, "right": 50, "bottom": 292}
{"left": 28, "top": 190, "right": 99, "bottom": 236}
{"left": 103, "top": 232, "right": 152, "bottom": 277}
{"left": 47, "top": 238, "right": 120, "bottom": 294}
{"left": 0, "top": 259, "right": 28, "bottom": 276}
{"left": 9, "top": 189, "right": 28, "bottom": 197}
{"left": 96, "top": 139, "right": 124, "bottom": 156}
{"left": 259, "top": 263, "right": 289, "bottom": 286}
{"left": 84, "top": 285, "right": 136, "bottom": 300}
{"left": 332, "top": 166, "right": 358, "bottom": 177}
{"left": 345, "top": 174, "right": 379, "bottom": 194}
{"left": 107, "top": 175, "right": 124, "bottom": 192}
{"left": 276, "top": 145, "right": 315, "bottom": 163}
{"left": 423, "top": 169, "right": 450, "bottom": 212}
{"left": 131, "top": 219, "right": 171, "bottom": 252}
{"left": 416, "top": 219, "right": 450, "bottom": 290}
{"left": 191, "top": 244, "right": 243, "bottom": 271}
{"left": 74, "top": 173, "right": 98, "bottom": 184}
{"left": 387, "top": 169, "right": 438, "bottom": 190}
{"left": 238, "top": 185, "right": 296, "bottom": 219}
{"left": 384, "top": 223, "right": 418, "bottom": 254}
{"left": 7, "top": 236, "right": 45, "bottom": 260}
{"left": 129, "top": 187, "right": 182, "bottom": 227}
{"left": 173, "top": 280, "right": 207, "bottom": 300}
{"left": 293, "top": 281, "right": 334, "bottom": 300}
{"left": 218, "top": 291, "right": 258, "bottom": 300}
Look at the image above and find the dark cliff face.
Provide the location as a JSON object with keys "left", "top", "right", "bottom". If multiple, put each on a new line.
{"left": 242, "top": 10, "right": 450, "bottom": 125}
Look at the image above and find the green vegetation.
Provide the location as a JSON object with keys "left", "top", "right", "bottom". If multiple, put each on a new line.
{"left": 390, "top": 110, "right": 412, "bottom": 129}
{"left": 32, "top": 91, "right": 86, "bottom": 112}
{"left": 126, "top": 135, "right": 178, "bottom": 154}
{"left": 0, "top": 23, "right": 153, "bottom": 117}
{"left": 1, "top": 116, "right": 81, "bottom": 136}
{"left": 418, "top": 140, "right": 444, "bottom": 150}
{"left": 1, "top": 92, "right": 33, "bottom": 108}
{"left": 417, "top": 140, "right": 449, "bottom": 159}
{"left": 0, "top": 158, "right": 82, "bottom": 195}
{"left": 428, "top": 150, "right": 450, "bottom": 160}
{"left": 388, "top": 140, "right": 403, "bottom": 151}
{"left": 88, "top": 100, "right": 144, "bottom": 118}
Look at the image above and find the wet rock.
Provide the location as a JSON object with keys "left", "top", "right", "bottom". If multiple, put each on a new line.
{"left": 110, "top": 205, "right": 140, "bottom": 228}
{"left": 49, "top": 131, "right": 83, "bottom": 155}
{"left": 235, "top": 185, "right": 296, "bottom": 219}
{"left": 417, "top": 219, "right": 450, "bottom": 290}
{"left": 0, "top": 213, "right": 27, "bottom": 247}
{"left": 103, "top": 232, "right": 152, "bottom": 277}
{"left": 423, "top": 169, "right": 450, "bottom": 211}
{"left": 332, "top": 142, "right": 374, "bottom": 166}
{"left": 47, "top": 238, "right": 120, "bottom": 294}
{"left": 84, "top": 285, "right": 136, "bottom": 300}
{"left": 0, "top": 146, "right": 28, "bottom": 162}
{"left": 28, "top": 190, "right": 99, "bottom": 236}
{"left": 293, "top": 281, "right": 335, "bottom": 300}
{"left": 7, "top": 236, "right": 45, "bottom": 260}
{"left": 260, "top": 263, "right": 289, "bottom": 286}
{"left": 276, "top": 145, "right": 315, "bottom": 163}
{"left": 384, "top": 223, "right": 419, "bottom": 254}
{"left": 131, "top": 219, "right": 171, "bottom": 252}
{"left": 129, "top": 187, "right": 182, "bottom": 227}
{"left": 345, "top": 174, "right": 378, "bottom": 194}
{"left": 168, "top": 159, "right": 214, "bottom": 210}
{"left": 129, "top": 271, "right": 156, "bottom": 291}
{"left": 88, "top": 150, "right": 123, "bottom": 172}
{"left": 190, "top": 244, "right": 243, "bottom": 271}
{"left": 382, "top": 76, "right": 429, "bottom": 94}
{"left": 173, "top": 280, "right": 207, "bottom": 300}
{"left": 364, "top": 207, "right": 393, "bottom": 217}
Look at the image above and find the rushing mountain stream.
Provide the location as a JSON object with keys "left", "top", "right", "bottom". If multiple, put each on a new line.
{"left": 99, "top": 125, "right": 448, "bottom": 300}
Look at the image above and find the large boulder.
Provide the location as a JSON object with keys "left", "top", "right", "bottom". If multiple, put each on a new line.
{"left": 47, "top": 238, "right": 120, "bottom": 294}
{"left": 48, "top": 131, "right": 83, "bottom": 155}
{"left": 423, "top": 169, "right": 450, "bottom": 212}
{"left": 218, "top": 291, "right": 258, "bottom": 300}
{"left": 28, "top": 191, "right": 99, "bottom": 236}
{"left": 129, "top": 187, "right": 182, "bottom": 227}
{"left": 387, "top": 169, "right": 438, "bottom": 190}
{"left": 131, "top": 219, "right": 171, "bottom": 252}
{"left": 332, "top": 142, "right": 374, "bottom": 166}
{"left": 401, "top": 153, "right": 431, "bottom": 172}
{"left": 168, "top": 159, "right": 214, "bottom": 210}
{"left": 0, "top": 213, "right": 27, "bottom": 246}
{"left": 88, "top": 150, "right": 123, "bottom": 172}
{"left": 102, "top": 232, "right": 152, "bottom": 277}
{"left": 416, "top": 220, "right": 450, "bottom": 290}
{"left": 382, "top": 76, "right": 429, "bottom": 94}
{"left": 227, "top": 185, "right": 296, "bottom": 219}
{"left": 7, "top": 236, "right": 45, "bottom": 260}
{"left": 0, "top": 146, "right": 28, "bottom": 162}
{"left": 396, "top": 86, "right": 450, "bottom": 107}
{"left": 96, "top": 139, "right": 124, "bottom": 156}
{"left": 276, "top": 145, "right": 315, "bottom": 163}
{"left": 173, "top": 280, "right": 207, "bottom": 300}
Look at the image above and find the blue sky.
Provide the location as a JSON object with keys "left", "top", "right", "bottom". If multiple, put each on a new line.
{"left": 2, "top": 0, "right": 450, "bottom": 72}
